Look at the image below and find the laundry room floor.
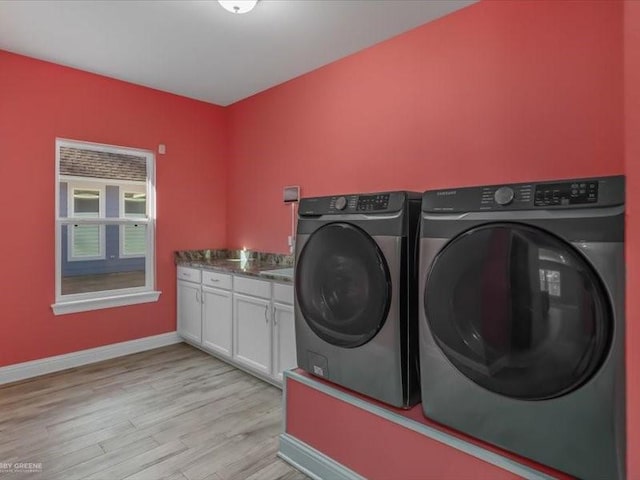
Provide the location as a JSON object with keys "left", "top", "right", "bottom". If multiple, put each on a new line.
{"left": 0, "top": 343, "right": 307, "bottom": 480}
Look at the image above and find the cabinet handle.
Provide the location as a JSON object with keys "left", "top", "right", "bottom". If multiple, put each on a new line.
{"left": 273, "top": 306, "right": 278, "bottom": 326}
{"left": 195, "top": 290, "right": 200, "bottom": 303}
{"left": 264, "top": 304, "right": 269, "bottom": 323}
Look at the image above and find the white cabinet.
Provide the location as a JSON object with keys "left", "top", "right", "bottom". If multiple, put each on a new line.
{"left": 177, "top": 266, "right": 202, "bottom": 283}
{"left": 272, "top": 302, "right": 296, "bottom": 382}
{"left": 177, "top": 280, "right": 202, "bottom": 345}
{"left": 178, "top": 270, "right": 233, "bottom": 356}
{"left": 233, "top": 292, "right": 272, "bottom": 376}
{"left": 176, "top": 265, "right": 296, "bottom": 386}
{"left": 202, "top": 286, "right": 233, "bottom": 356}
{"left": 202, "top": 270, "right": 233, "bottom": 290}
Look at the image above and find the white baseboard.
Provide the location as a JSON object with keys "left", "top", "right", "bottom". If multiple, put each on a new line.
{"left": 0, "top": 332, "right": 182, "bottom": 385}
{"left": 278, "top": 433, "right": 365, "bottom": 480}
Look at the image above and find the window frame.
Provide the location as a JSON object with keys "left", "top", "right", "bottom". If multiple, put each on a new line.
{"left": 53, "top": 138, "right": 160, "bottom": 315}
{"left": 66, "top": 181, "right": 106, "bottom": 262}
{"left": 119, "top": 185, "right": 147, "bottom": 259}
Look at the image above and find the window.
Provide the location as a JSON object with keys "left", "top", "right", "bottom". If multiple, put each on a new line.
{"left": 68, "top": 185, "right": 105, "bottom": 261}
{"left": 53, "top": 139, "right": 161, "bottom": 315}
{"left": 120, "top": 188, "right": 147, "bottom": 258}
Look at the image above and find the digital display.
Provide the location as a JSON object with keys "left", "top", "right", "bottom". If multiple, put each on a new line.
{"left": 357, "top": 194, "right": 390, "bottom": 211}
{"left": 534, "top": 181, "right": 598, "bottom": 207}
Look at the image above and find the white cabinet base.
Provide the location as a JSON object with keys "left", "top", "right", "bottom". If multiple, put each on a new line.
{"left": 273, "top": 302, "right": 296, "bottom": 383}
{"left": 177, "top": 267, "right": 296, "bottom": 387}
{"left": 177, "top": 280, "right": 202, "bottom": 345}
{"left": 182, "top": 341, "right": 283, "bottom": 389}
{"left": 233, "top": 292, "right": 272, "bottom": 376}
{"left": 202, "top": 286, "right": 233, "bottom": 357}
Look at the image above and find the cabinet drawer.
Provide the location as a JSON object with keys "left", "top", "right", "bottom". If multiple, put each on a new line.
{"left": 177, "top": 266, "right": 201, "bottom": 283}
{"left": 234, "top": 275, "right": 271, "bottom": 299}
{"left": 202, "top": 270, "right": 232, "bottom": 290}
{"left": 273, "top": 283, "right": 294, "bottom": 305}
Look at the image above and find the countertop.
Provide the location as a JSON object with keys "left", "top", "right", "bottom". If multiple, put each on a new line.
{"left": 175, "top": 249, "right": 294, "bottom": 283}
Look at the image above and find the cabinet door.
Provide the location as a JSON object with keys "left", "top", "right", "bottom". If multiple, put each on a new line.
{"left": 177, "top": 280, "right": 202, "bottom": 345}
{"left": 202, "top": 286, "right": 233, "bottom": 357}
{"left": 272, "top": 302, "right": 296, "bottom": 382}
{"left": 233, "top": 293, "right": 271, "bottom": 375}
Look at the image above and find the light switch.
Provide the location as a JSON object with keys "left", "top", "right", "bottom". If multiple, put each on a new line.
{"left": 158, "top": 144, "right": 166, "bottom": 154}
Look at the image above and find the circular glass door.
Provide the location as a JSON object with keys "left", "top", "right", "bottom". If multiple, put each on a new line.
{"left": 296, "top": 223, "right": 391, "bottom": 348}
{"left": 425, "top": 223, "right": 612, "bottom": 400}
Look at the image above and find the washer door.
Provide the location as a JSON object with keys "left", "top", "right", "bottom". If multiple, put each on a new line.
{"left": 296, "top": 223, "right": 392, "bottom": 348}
{"left": 425, "top": 223, "right": 612, "bottom": 400}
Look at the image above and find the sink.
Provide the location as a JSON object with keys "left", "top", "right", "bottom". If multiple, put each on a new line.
{"left": 259, "top": 267, "right": 294, "bottom": 279}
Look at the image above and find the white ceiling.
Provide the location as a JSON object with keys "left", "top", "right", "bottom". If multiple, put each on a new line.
{"left": 0, "top": 0, "right": 475, "bottom": 106}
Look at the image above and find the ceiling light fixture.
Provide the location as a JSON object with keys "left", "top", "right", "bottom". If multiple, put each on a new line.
{"left": 217, "top": 0, "right": 258, "bottom": 14}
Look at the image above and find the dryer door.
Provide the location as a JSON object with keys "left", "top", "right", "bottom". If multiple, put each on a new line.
{"left": 424, "top": 223, "right": 612, "bottom": 400}
{"left": 296, "top": 223, "right": 392, "bottom": 348}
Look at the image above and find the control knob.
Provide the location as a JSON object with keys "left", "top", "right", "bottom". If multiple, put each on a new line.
{"left": 335, "top": 196, "right": 347, "bottom": 210}
{"left": 494, "top": 187, "right": 515, "bottom": 206}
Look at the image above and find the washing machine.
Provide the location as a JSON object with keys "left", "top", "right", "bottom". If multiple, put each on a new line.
{"left": 295, "top": 191, "right": 421, "bottom": 408}
{"left": 418, "top": 176, "right": 625, "bottom": 479}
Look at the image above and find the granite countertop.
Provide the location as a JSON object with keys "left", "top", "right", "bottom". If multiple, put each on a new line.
{"left": 174, "top": 249, "right": 294, "bottom": 283}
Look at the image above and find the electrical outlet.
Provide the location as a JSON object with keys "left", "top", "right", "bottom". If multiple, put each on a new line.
{"left": 283, "top": 186, "right": 300, "bottom": 203}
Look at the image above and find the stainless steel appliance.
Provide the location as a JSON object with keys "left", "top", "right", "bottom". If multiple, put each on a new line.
{"left": 295, "top": 191, "right": 421, "bottom": 408}
{"left": 418, "top": 176, "right": 625, "bottom": 479}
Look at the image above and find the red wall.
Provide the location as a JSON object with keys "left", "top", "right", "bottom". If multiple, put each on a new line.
{"left": 0, "top": 50, "right": 228, "bottom": 367}
{"left": 227, "top": 0, "right": 624, "bottom": 253}
{"left": 624, "top": 1, "right": 640, "bottom": 478}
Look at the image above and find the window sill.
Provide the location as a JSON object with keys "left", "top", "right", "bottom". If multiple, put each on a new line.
{"left": 51, "top": 291, "right": 161, "bottom": 315}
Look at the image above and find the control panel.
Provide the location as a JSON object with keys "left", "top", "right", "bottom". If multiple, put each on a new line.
{"left": 299, "top": 192, "right": 405, "bottom": 216}
{"left": 422, "top": 176, "right": 624, "bottom": 213}
{"left": 534, "top": 181, "right": 598, "bottom": 206}
{"left": 356, "top": 194, "right": 390, "bottom": 211}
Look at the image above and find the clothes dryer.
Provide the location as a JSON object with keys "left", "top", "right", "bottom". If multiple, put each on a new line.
{"left": 419, "top": 176, "right": 625, "bottom": 479}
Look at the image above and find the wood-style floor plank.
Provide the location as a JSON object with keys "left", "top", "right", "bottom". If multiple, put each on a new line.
{"left": 0, "top": 343, "right": 307, "bottom": 479}
{"left": 244, "top": 460, "right": 309, "bottom": 480}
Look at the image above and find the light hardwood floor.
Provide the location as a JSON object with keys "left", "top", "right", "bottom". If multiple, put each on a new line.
{"left": 0, "top": 343, "right": 307, "bottom": 480}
